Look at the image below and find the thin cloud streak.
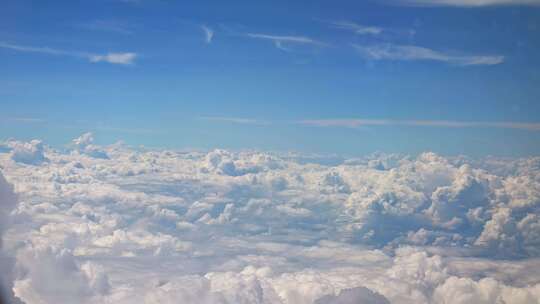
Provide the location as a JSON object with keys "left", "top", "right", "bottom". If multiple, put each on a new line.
{"left": 330, "top": 21, "right": 383, "bottom": 35}
{"left": 80, "top": 20, "right": 134, "bottom": 35}
{"left": 299, "top": 119, "right": 540, "bottom": 131}
{"left": 201, "top": 25, "right": 214, "bottom": 44}
{"left": 353, "top": 43, "right": 504, "bottom": 66}
{"left": 246, "top": 33, "right": 327, "bottom": 51}
{"left": 390, "top": 0, "right": 540, "bottom": 6}
{"left": 0, "top": 117, "right": 44, "bottom": 123}
{"left": 0, "top": 41, "right": 137, "bottom": 65}
{"left": 200, "top": 116, "right": 271, "bottom": 125}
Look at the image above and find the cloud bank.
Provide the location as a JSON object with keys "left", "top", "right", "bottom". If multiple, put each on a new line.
{"left": 1, "top": 135, "right": 540, "bottom": 303}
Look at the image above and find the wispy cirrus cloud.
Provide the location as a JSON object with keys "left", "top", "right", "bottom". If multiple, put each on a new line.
{"left": 389, "top": 0, "right": 540, "bottom": 6}
{"left": 329, "top": 21, "right": 384, "bottom": 35}
{"left": 0, "top": 41, "right": 137, "bottom": 65}
{"left": 201, "top": 25, "right": 214, "bottom": 44}
{"left": 79, "top": 19, "right": 134, "bottom": 35}
{"left": 353, "top": 43, "right": 503, "bottom": 66}
{"left": 200, "top": 116, "right": 270, "bottom": 125}
{"left": 202, "top": 116, "right": 540, "bottom": 131}
{"left": 246, "top": 33, "right": 327, "bottom": 51}
{"left": 0, "top": 117, "right": 44, "bottom": 123}
{"left": 299, "top": 119, "right": 540, "bottom": 131}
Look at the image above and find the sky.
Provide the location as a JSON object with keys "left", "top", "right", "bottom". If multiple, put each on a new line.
{"left": 2, "top": 2, "right": 540, "bottom": 303}
{"left": 1, "top": 0, "right": 540, "bottom": 156}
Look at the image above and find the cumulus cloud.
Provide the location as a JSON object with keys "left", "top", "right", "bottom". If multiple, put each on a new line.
{"left": 13, "top": 245, "right": 110, "bottom": 304}
{"left": 71, "top": 133, "right": 109, "bottom": 159}
{"left": 353, "top": 43, "right": 504, "bottom": 66}
{"left": 1, "top": 134, "right": 540, "bottom": 303}
{"left": 8, "top": 140, "right": 47, "bottom": 165}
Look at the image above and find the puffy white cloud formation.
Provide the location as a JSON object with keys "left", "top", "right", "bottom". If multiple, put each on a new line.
{"left": 8, "top": 140, "right": 47, "bottom": 165}
{"left": 1, "top": 135, "right": 540, "bottom": 303}
{"left": 71, "top": 133, "right": 109, "bottom": 159}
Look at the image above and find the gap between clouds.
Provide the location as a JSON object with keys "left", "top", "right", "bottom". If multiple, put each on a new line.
{"left": 0, "top": 42, "right": 137, "bottom": 65}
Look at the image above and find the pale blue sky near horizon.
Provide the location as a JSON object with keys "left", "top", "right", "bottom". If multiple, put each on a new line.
{"left": 1, "top": 0, "right": 540, "bottom": 156}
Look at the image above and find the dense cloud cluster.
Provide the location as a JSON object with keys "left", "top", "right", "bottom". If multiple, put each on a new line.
{"left": 1, "top": 134, "right": 540, "bottom": 303}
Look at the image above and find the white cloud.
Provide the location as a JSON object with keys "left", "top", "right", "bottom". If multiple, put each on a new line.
{"left": 353, "top": 43, "right": 504, "bottom": 66}
{"left": 0, "top": 41, "right": 137, "bottom": 65}
{"left": 330, "top": 21, "right": 383, "bottom": 35}
{"left": 201, "top": 25, "right": 215, "bottom": 44}
{"left": 433, "top": 276, "right": 540, "bottom": 304}
{"left": 71, "top": 133, "right": 109, "bottom": 159}
{"left": 13, "top": 245, "right": 110, "bottom": 304}
{"left": 1, "top": 135, "right": 540, "bottom": 303}
{"left": 391, "top": 0, "right": 540, "bottom": 7}
{"left": 299, "top": 118, "right": 540, "bottom": 131}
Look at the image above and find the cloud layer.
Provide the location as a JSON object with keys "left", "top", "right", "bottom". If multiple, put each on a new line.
{"left": 1, "top": 135, "right": 540, "bottom": 303}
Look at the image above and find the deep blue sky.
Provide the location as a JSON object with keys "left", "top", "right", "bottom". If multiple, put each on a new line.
{"left": 1, "top": 0, "right": 540, "bottom": 156}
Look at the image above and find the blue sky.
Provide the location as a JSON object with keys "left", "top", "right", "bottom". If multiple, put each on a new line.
{"left": 1, "top": 0, "right": 540, "bottom": 156}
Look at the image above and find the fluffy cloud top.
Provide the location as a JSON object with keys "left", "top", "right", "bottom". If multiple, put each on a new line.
{"left": 8, "top": 140, "right": 47, "bottom": 165}
{"left": 1, "top": 134, "right": 540, "bottom": 303}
